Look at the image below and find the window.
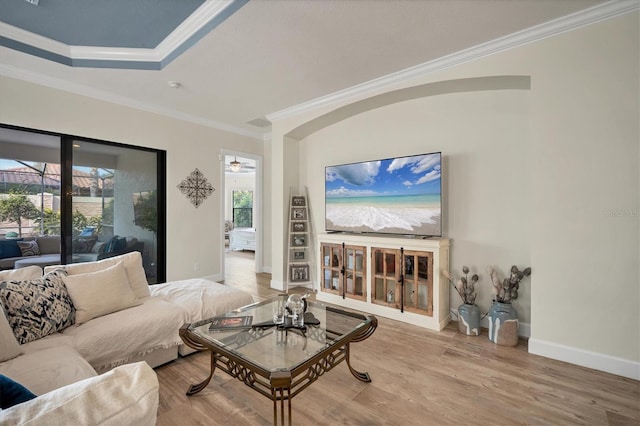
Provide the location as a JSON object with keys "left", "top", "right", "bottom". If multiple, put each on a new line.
{"left": 232, "top": 190, "right": 253, "bottom": 228}
{"left": 0, "top": 130, "right": 62, "bottom": 237}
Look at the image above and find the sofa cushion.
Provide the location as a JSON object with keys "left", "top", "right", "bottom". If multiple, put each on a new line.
{"left": 0, "top": 307, "right": 22, "bottom": 362}
{"left": 16, "top": 240, "right": 40, "bottom": 257}
{"left": 72, "top": 236, "right": 98, "bottom": 253}
{"left": 0, "top": 257, "right": 20, "bottom": 269}
{"left": 45, "top": 251, "right": 150, "bottom": 300}
{"left": 149, "top": 278, "right": 255, "bottom": 357}
{"left": 150, "top": 278, "right": 255, "bottom": 324}
{"left": 34, "top": 236, "right": 60, "bottom": 255}
{"left": 0, "top": 265, "right": 42, "bottom": 281}
{"left": 0, "top": 374, "right": 36, "bottom": 409}
{"left": 104, "top": 235, "right": 127, "bottom": 253}
{"left": 0, "top": 345, "right": 96, "bottom": 396}
{"left": 12, "top": 254, "right": 60, "bottom": 269}
{"left": 63, "top": 261, "right": 141, "bottom": 325}
{"left": 0, "top": 362, "right": 158, "bottom": 426}
{"left": 61, "top": 297, "right": 186, "bottom": 372}
{"left": 20, "top": 332, "right": 75, "bottom": 355}
{"left": 114, "top": 236, "right": 127, "bottom": 251}
{"left": 0, "top": 270, "right": 75, "bottom": 344}
{"left": 125, "top": 237, "right": 139, "bottom": 248}
{"left": 0, "top": 239, "right": 22, "bottom": 259}
{"left": 91, "top": 241, "right": 107, "bottom": 254}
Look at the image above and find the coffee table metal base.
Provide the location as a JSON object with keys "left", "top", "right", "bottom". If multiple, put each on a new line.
{"left": 180, "top": 318, "right": 377, "bottom": 426}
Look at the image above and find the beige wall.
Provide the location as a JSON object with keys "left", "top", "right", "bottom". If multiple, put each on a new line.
{"left": 527, "top": 12, "right": 638, "bottom": 374}
{"left": 271, "top": 12, "right": 639, "bottom": 376}
{"left": 300, "top": 89, "right": 532, "bottom": 322}
{"left": 0, "top": 77, "right": 264, "bottom": 281}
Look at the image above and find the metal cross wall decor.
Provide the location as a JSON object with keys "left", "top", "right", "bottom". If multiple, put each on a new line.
{"left": 177, "top": 168, "right": 214, "bottom": 208}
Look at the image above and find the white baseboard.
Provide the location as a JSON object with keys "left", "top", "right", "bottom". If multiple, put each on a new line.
{"left": 201, "top": 274, "right": 223, "bottom": 282}
{"left": 528, "top": 338, "right": 640, "bottom": 380}
{"left": 518, "top": 322, "right": 531, "bottom": 338}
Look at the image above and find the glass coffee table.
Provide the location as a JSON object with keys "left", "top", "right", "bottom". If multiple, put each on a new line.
{"left": 179, "top": 295, "right": 377, "bottom": 425}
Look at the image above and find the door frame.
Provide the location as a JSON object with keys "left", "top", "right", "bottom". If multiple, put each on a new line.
{"left": 220, "top": 149, "right": 263, "bottom": 278}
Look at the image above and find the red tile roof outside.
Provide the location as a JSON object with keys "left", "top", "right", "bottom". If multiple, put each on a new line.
{"left": 0, "top": 164, "right": 112, "bottom": 189}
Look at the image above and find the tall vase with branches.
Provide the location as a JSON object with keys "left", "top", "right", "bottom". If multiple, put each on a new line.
{"left": 443, "top": 266, "right": 482, "bottom": 336}
{"left": 486, "top": 265, "right": 532, "bottom": 346}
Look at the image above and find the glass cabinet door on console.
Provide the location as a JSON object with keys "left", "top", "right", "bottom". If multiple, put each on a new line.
{"left": 372, "top": 248, "right": 434, "bottom": 316}
{"left": 317, "top": 234, "right": 449, "bottom": 331}
{"left": 344, "top": 245, "right": 366, "bottom": 300}
{"left": 403, "top": 251, "right": 433, "bottom": 316}
{"left": 321, "top": 243, "right": 342, "bottom": 295}
{"left": 372, "top": 248, "right": 399, "bottom": 308}
{"left": 320, "top": 243, "right": 366, "bottom": 300}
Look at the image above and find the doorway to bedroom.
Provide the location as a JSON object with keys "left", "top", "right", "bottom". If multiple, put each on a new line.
{"left": 221, "top": 152, "right": 261, "bottom": 281}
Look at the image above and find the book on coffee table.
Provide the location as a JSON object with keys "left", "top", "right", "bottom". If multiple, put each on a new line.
{"left": 209, "top": 316, "right": 253, "bottom": 331}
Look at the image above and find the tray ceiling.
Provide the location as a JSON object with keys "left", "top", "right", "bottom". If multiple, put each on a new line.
{"left": 1, "top": 0, "right": 625, "bottom": 138}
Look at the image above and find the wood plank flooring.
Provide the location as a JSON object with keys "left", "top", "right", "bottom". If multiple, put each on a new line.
{"left": 155, "top": 251, "right": 639, "bottom": 425}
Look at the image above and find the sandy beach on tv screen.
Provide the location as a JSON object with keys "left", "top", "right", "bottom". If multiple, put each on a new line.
{"left": 326, "top": 205, "right": 441, "bottom": 236}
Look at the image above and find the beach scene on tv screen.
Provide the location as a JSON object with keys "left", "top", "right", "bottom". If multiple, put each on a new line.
{"left": 325, "top": 153, "right": 441, "bottom": 236}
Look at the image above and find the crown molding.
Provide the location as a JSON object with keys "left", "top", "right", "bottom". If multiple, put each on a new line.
{"left": 0, "top": 0, "right": 247, "bottom": 69}
{"left": 155, "top": 0, "right": 235, "bottom": 61}
{"left": 267, "top": 0, "right": 639, "bottom": 123}
{"left": 0, "top": 22, "right": 70, "bottom": 57}
{"left": 0, "top": 64, "right": 264, "bottom": 140}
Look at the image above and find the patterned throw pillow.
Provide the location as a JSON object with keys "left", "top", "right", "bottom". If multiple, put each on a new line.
{"left": 16, "top": 240, "right": 40, "bottom": 257}
{"left": 0, "top": 270, "right": 75, "bottom": 344}
{"left": 0, "top": 306, "right": 22, "bottom": 362}
{"left": 72, "top": 237, "right": 98, "bottom": 254}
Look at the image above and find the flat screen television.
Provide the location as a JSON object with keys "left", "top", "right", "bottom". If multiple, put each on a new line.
{"left": 325, "top": 152, "right": 441, "bottom": 237}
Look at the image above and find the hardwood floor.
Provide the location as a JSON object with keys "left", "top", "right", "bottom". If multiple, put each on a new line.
{"left": 155, "top": 251, "right": 639, "bottom": 425}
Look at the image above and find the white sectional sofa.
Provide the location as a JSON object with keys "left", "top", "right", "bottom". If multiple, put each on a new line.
{"left": 0, "top": 252, "right": 254, "bottom": 424}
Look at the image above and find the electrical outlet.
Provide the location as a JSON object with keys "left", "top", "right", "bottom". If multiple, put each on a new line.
{"left": 194, "top": 263, "right": 200, "bottom": 271}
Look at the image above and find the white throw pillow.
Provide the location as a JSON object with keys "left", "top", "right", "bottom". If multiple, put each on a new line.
{"left": 0, "top": 265, "right": 42, "bottom": 281}
{"left": 0, "top": 362, "right": 159, "bottom": 426}
{"left": 0, "top": 306, "right": 22, "bottom": 362}
{"left": 63, "top": 261, "right": 141, "bottom": 324}
{"left": 46, "top": 251, "right": 150, "bottom": 300}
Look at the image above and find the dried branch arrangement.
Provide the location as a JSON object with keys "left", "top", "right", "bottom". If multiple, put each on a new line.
{"left": 487, "top": 265, "right": 532, "bottom": 303}
{"left": 443, "top": 266, "right": 479, "bottom": 305}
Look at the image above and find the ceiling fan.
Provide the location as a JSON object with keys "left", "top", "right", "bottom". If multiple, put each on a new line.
{"left": 225, "top": 156, "right": 256, "bottom": 173}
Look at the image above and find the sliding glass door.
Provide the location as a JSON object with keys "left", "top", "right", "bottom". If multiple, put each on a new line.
{"left": 66, "top": 139, "right": 163, "bottom": 283}
{"left": 0, "top": 125, "right": 165, "bottom": 283}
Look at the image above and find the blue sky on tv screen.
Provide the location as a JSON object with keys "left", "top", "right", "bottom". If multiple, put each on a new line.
{"left": 325, "top": 153, "right": 441, "bottom": 198}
